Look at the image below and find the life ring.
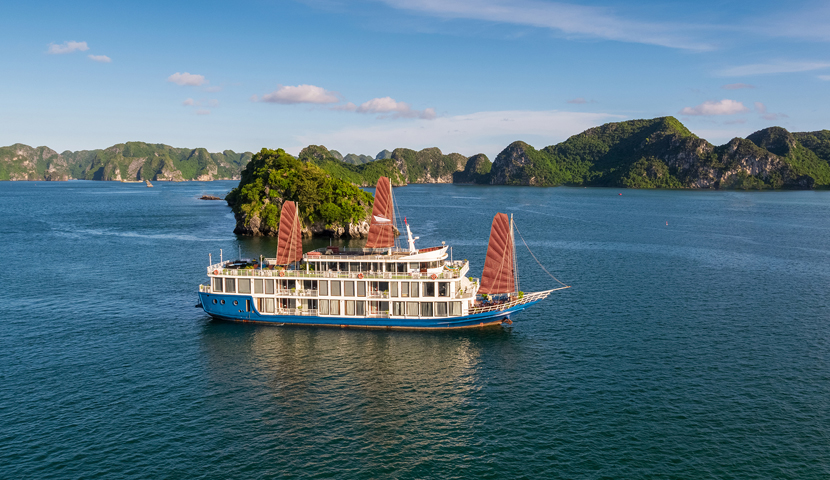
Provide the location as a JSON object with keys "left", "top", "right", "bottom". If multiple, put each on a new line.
{"left": 430, "top": 273, "right": 437, "bottom": 280}
{"left": 279, "top": 270, "right": 285, "bottom": 277}
{"left": 213, "top": 270, "right": 219, "bottom": 275}
{"left": 357, "top": 273, "right": 364, "bottom": 279}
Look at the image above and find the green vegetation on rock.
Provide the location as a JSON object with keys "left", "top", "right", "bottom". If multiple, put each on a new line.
{"left": 226, "top": 148, "right": 374, "bottom": 236}
{"left": 0, "top": 141, "right": 251, "bottom": 181}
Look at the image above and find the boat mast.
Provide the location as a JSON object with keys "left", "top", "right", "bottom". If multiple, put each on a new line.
{"left": 511, "top": 214, "right": 519, "bottom": 295}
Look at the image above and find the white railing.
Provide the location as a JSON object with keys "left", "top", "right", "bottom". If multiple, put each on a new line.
{"left": 206, "top": 261, "right": 466, "bottom": 279}
{"left": 469, "top": 288, "right": 568, "bottom": 314}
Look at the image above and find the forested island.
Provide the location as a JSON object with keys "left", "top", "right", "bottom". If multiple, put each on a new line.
{"left": 0, "top": 142, "right": 252, "bottom": 181}
{"left": 226, "top": 148, "right": 376, "bottom": 238}
{"left": 4, "top": 117, "right": 829, "bottom": 189}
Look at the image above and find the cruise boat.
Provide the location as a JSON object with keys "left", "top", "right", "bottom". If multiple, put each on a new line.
{"left": 197, "top": 177, "right": 567, "bottom": 329}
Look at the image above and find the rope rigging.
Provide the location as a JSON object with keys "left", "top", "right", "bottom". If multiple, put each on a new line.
{"left": 513, "top": 221, "right": 570, "bottom": 288}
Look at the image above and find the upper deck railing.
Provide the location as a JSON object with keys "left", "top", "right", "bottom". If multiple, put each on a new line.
{"left": 207, "top": 262, "right": 469, "bottom": 280}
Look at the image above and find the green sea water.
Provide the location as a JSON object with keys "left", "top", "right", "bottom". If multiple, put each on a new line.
{"left": 1, "top": 181, "right": 829, "bottom": 478}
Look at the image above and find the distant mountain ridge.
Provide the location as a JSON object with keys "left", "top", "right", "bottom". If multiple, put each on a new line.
{"left": 0, "top": 141, "right": 252, "bottom": 181}
{"left": 5, "top": 117, "right": 830, "bottom": 189}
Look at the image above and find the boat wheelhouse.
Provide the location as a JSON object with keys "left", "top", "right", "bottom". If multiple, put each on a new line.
{"left": 197, "top": 177, "right": 566, "bottom": 329}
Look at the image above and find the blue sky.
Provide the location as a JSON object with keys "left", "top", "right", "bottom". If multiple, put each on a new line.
{"left": 1, "top": 0, "right": 829, "bottom": 159}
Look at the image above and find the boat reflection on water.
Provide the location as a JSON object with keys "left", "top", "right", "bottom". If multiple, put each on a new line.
{"left": 197, "top": 320, "right": 524, "bottom": 462}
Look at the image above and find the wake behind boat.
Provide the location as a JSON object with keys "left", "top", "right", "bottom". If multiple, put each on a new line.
{"left": 197, "top": 177, "right": 567, "bottom": 329}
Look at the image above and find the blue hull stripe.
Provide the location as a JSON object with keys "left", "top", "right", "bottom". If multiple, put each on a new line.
{"left": 198, "top": 292, "right": 538, "bottom": 329}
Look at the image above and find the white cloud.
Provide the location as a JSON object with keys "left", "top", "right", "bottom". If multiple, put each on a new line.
{"left": 754, "top": 102, "right": 786, "bottom": 121}
{"left": 721, "top": 83, "right": 755, "bottom": 90}
{"left": 255, "top": 84, "right": 339, "bottom": 104}
{"left": 47, "top": 41, "right": 89, "bottom": 54}
{"left": 183, "top": 98, "right": 195, "bottom": 106}
{"left": 351, "top": 97, "right": 436, "bottom": 119}
{"left": 292, "top": 109, "right": 623, "bottom": 160}
{"left": 380, "top": 0, "right": 712, "bottom": 51}
{"left": 195, "top": 109, "right": 211, "bottom": 115}
{"left": 717, "top": 61, "right": 830, "bottom": 77}
{"left": 167, "top": 72, "right": 208, "bottom": 87}
{"left": 679, "top": 99, "right": 749, "bottom": 116}
{"left": 88, "top": 54, "right": 111, "bottom": 63}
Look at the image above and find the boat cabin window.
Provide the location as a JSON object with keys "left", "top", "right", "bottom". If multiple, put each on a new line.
{"left": 406, "top": 302, "right": 418, "bottom": 316}
{"left": 396, "top": 263, "right": 407, "bottom": 273}
{"left": 319, "top": 281, "right": 328, "bottom": 296}
{"left": 344, "top": 281, "right": 355, "bottom": 297}
{"left": 372, "top": 263, "right": 382, "bottom": 272}
{"left": 360, "top": 262, "right": 370, "bottom": 272}
{"left": 424, "top": 283, "right": 435, "bottom": 297}
{"left": 451, "top": 302, "right": 462, "bottom": 316}
{"left": 328, "top": 262, "right": 338, "bottom": 272}
{"left": 392, "top": 302, "right": 404, "bottom": 316}
{"left": 264, "top": 298, "right": 275, "bottom": 313}
{"left": 420, "top": 302, "right": 433, "bottom": 317}
{"left": 409, "top": 263, "right": 419, "bottom": 271}
{"left": 400, "top": 283, "right": 409, "bottom": 297}
{"left": 320, "top": 300, "right": 329, "bottom": 315}
{"left": 331, "top": 280, "right": 341, "bottom": 296}
{"left": 238, "top": 279, "right": 251, "bottom": 294}
{"left": 390, "top": 282, "right": 398, "bottom": 297}
{"left": 265, "top": 279, "right": 274, "bottom": 294}
{"left": 410, "top": 282, "right": 419, "bottom": 297}
{"left": 225, "top": 278, "right": 236, "bottom": 293}
{"left": 254, "top": 279, "right": 263, "bottom": 294}
{"left": 330, "top": 300, "right": 340, "bottom": 315}
{"left": 435, "top": 302, "right": 447, "bottom": 317}
{"left": 355, "top": 301, "right": 365, "bottom": 316}
{"left": 357, "top": 282, "right": 366, "bottom": 297}
{"left": 213, "top": 277, "right": 223, "bottom": 292}
{"left": 438, "top": 282, "right": 448, "bottom": 297}
{"left": 338, "top": 262, "right": 348, "bottom": 272}
{"left": 346, "top": 300, "right": 355, "bottom": 315}
{"left": 302, "top": 280, "right": 317, "bottom": 291}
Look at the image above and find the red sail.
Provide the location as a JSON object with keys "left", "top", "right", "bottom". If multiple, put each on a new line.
{"left": 366, "top": 176, "right": 395, "bottom": 248}
{"left": 276, "top": 201, "right": 303, "bottom": 265}
{"left": 479, "top": 213, "right": 515, "bottom": 294}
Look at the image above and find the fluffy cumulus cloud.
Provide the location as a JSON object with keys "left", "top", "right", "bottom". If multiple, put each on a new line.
{"left": 721, "top": 83, "right": 755, "bottom": 90}
{"left": 47, "top": 41, "right": 89, "bottom": 54}
{"left": 88, "top": 54, "right": 111, "bottom": 63}
{"left": 679, "top": 99, "right": 749, "bottom": 116}
{"left": 167, "top": 72, "right": 208, "bottom": 87}
{"left": 254, "top": 84, "right": 339, "bottom": 104}
{"left": 343, "top": 96, "right": 436, "bottom": 119}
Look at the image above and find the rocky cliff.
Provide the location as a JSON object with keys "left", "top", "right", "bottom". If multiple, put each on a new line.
{"left": 0, "top": 141, "right": 252, "bottom": 181}
{"left": 226, "top": 148, "right": 376, "bottom": 238}
{"left": 0, "top": 144, "right": 72, "bottom": 181}
{"left": 486, "top": 117, "right": 829, "bottom": 189}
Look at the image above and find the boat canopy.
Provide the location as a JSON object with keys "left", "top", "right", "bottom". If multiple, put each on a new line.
{"left": 366, "top": 176, "right": 395, "bottom": 249}
{"left": 479, "top": 212, "right": 515, "bottom": 294}
{"left": 276, "top": 201, "right": 303, "bottom": 265}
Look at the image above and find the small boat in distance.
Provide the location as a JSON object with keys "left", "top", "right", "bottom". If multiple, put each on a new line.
{"left": 197, "top": 177, "right": 568, "bottom": 329}
{"left": 145, "top": 179, "right": 153, "bottom": 187}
